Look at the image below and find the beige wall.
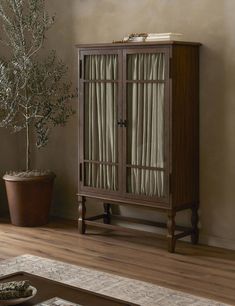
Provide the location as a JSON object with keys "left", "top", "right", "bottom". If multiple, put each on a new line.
{"left": 30, "top": 0, "right": 235, "bottom": 249}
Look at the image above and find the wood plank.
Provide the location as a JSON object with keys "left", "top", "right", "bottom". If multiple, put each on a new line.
{"left": 0, "top": 217, "right": 234, "bottom": 305}
{"left": 171, "top": 45, "right": 199, "bottom": 207}
{"left": 76, "top": 41, "right": 202, "bottom": 49}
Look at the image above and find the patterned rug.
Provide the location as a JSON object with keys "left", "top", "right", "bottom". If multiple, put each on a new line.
{"left": 0, "top": 255, "right": 229, "bottom": 306}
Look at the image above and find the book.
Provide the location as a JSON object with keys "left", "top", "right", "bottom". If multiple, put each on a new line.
{"left": 148, "top": 32, "right": 182, "bottom": 37}
{"left": 145, "top": 33, "right": 183, "bottom": 41}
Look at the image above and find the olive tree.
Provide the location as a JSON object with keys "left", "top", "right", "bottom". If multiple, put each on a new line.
{"left": 0, "top": 0, "right": 75, "bottom": 171}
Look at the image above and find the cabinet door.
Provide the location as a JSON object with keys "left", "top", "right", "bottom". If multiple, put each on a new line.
{"left": 79, "top": 50, "right": 122, "bottom": 194}
{"left": 123, "top": 48, "right": 170, "bottom": 202}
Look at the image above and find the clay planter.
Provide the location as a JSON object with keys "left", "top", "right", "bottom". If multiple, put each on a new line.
{"left": 3, "top": 173, "right": 56, "bottom": 227}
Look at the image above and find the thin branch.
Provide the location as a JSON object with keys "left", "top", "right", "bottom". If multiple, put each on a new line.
{"left": 27, "top": 37, "right": 44, "bottom": 58}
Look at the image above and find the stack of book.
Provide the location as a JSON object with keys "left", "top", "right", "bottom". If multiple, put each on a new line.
{"left": 120, "top": 33, "right": 183, "bottom": 43}
{"left": 146, "top": 33, "right": 183, "bottom": 41}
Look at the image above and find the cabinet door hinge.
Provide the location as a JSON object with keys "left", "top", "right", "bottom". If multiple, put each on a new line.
{"left": 169, "top": 57, "right": 172, "bottom": 79}
{"left": 79, "top": 59, "right": 83, "bottom": 79}
{"left": 79, "top": 163, "right": 83, "bottom": 182}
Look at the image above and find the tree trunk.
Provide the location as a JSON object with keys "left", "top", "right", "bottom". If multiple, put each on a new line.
{"left": 26, "top": 122, "right": 30, "bottom": 171}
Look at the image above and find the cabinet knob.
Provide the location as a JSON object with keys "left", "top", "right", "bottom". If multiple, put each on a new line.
{"left": 117, "top": 120, "right": 123, "bottom": 126}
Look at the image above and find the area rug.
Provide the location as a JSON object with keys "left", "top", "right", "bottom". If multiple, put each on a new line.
{"left": 0, "top": 255, "right": 229, "bottom": 306}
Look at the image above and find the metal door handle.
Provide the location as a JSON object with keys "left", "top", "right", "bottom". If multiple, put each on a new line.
{"left": 117, "top": 120, "right": 127, "bottom": 127}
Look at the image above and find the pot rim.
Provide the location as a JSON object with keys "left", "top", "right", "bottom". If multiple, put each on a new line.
{"left": 3, "top": 172, "right": 56, "bottom": 182}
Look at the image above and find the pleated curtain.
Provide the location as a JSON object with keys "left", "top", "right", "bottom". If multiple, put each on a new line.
{"left": 84, "top": 55, "right": 117, "bottom": 190}
{"left": 84, "top": 53, "right": 165, "bottom": 197}
{"left": 127, "top": 53, "right": 165, "bottom": 197}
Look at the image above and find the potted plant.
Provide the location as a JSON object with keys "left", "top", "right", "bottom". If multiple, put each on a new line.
{"left": 0, "top": 0, "right": 75, "bottom": 226}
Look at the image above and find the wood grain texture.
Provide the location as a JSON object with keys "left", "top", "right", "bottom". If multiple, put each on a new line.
{"left": 167, "top": 211, "right": 176, "bottom": 253}
{"left": 0, "top": 272, "right": 134, "bottom": 306}
{"left": 0, "top": 217, "right": 234, "bottom": 305}
{"left": 78, "top": 196, "right": 86, "bottom": 234}
{"left": 76, "top": 41, "right": 201, "bottom": 49}
{"left": 171, "top": 45, "right": 199, "bottom": 208}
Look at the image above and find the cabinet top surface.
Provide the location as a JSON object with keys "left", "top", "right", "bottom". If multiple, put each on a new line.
{"left": 76, "top": 40, "right": 201, "bottom": 49}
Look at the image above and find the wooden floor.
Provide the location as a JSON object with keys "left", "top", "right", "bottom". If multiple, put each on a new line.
{"left": 0, "top": 217, "right": 234, "bottom": 305}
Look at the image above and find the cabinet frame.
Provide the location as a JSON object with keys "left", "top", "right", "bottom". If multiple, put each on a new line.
{"left": 77, "top": 41, "right": 201, "bottom": 252}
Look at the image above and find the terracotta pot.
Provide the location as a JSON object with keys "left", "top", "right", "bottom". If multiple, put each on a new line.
{"left": 3, "top": 173, "right": 56, "bottom": 227}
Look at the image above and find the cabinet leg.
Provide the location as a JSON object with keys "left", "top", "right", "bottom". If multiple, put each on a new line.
{"left": 103, "top": 203, "right": 111, "bottom": 224}
{"left": 191, "top": 203, "right": 199, "bottom": 244}
{"left": 78, "top": 196, "right": 86, "bottom": 234}
{"left": 167, "top": 211, "right": 176, "bottom": 253}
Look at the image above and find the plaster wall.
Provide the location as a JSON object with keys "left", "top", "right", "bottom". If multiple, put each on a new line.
{"left": 31, "top": 0, "right": 235, "bottom": 249}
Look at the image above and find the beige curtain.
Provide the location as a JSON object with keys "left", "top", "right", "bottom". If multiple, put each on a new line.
{"left": 127, "top": 53, "right": 165, "bottom": 80}
{"left": 127, "top": 53, "right": 165, "bottom": 197}
{"left": 84, "top": 55, "right": 117, "bottom": 190}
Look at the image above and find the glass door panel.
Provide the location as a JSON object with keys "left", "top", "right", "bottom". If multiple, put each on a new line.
{"left": 125, "top": 52, "right": 167, "bottom": 198}
{"left": 84, "top": 162, "right": 118, "bottom": 191}
{"left": 85, "top": 54, "right": 118, "bottom": 80}
{"left": 127, "top": 53, "right": 165, "bottom": 80}
{"left": 127, "top": 168, "right": 165, "bottom": 197}
{"left": 81, "top": 53, "right": 120, "bottom": 192}
{"left": 84, "top": 82, "right": 118, "bottom": 163}
{"left": 127, "top": 83, "right": 164, "bottom": 168}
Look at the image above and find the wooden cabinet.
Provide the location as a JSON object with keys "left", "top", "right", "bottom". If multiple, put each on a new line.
{"left": 76, "top": 41, "right": 201, "bottom": 252}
